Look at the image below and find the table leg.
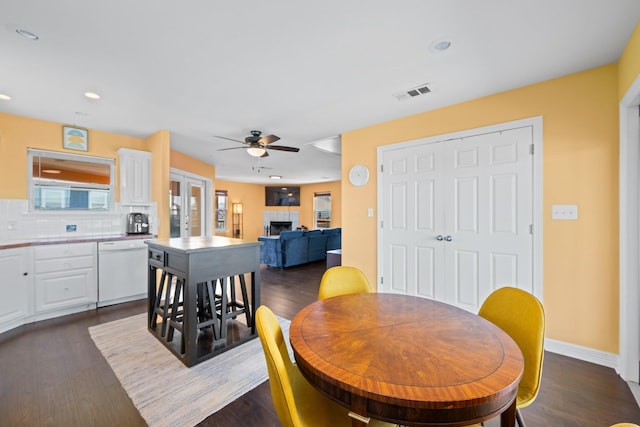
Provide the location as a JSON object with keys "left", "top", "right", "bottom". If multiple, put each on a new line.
{"left": 348, "top": 412, "right": 369, "bottom": 427}
{"left": 349, "top": 395, "right": 370, "bottom": 427}
{"left": 251, "top": 270, "right": 260, "bottom": 334}
{"left": 500, "top": 396, "right": 517, "bottom": 427}
{"left": 147, "top": 264, "right": 157, "bottom": 327}
{"left": 184, "top": 277, "right": 197, "bottom": 366}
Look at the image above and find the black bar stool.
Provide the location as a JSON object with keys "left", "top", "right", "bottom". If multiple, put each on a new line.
{"left": 215, "top": 274, "right": 252, "bottom": 339}
{"left": 196, "top": 280, "right": 221, "bottom": 340}
{"left": 151, "top": 270, "right": 181, "bottom": 337}
{"left": 167, "top": 278, "right": 224, "bottom": 355}
{"left": 166, "top": 276, "right": 185, "bottom": 354}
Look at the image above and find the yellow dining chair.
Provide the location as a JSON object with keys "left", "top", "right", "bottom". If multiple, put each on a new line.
{"left": 255, "top": 305, "right": 395, "bottom": 427}
{"left": 318, "top": 266, "right": 373, "bottom": 300}
{"left": 478, "top": 287, "right": 545, "bottom": 427}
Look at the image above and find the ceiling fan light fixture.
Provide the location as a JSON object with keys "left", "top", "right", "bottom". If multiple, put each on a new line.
{"left": 247, "top": 146, "right": 266, "bottom": 157}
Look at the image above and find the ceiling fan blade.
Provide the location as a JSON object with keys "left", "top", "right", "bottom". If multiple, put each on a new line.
{"left": 214, "top": 135, "right": 246, "bottom": 145}
{"left": 260, "top": 151, "right": 269, "bottom": 157}
{"left": 217, "top": 146, "right": 246, "bottom": 151}
{"left": 258, "top": 134, "right": 280, "bottom": 145}
{"left": 266, "top": 145, "right": 300, "bottom": 152}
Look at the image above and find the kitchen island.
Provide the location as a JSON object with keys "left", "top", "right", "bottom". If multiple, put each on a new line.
{"left": 146, "top": 236, "right": 262, "bottom": 367}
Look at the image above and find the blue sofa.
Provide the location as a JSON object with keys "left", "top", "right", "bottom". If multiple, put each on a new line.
{"left": 258, "top": 228, "right": 341, "bottom": 268}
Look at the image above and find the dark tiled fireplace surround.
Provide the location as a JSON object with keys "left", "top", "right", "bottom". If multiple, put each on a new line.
{"left": 270, "top": 221, "right": 292, "bottom": 236}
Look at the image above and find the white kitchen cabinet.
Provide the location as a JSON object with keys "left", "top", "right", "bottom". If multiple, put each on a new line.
{"left": 0, "top": 247, "right": 31, "bottom": 334}
{"left": 33, "top": 242, "right": 97, "bottom": 315}
{"left": 118, "top": 148, "right": 151, "bottom": 206}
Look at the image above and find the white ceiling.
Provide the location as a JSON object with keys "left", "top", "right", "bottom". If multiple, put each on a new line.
{"left": 2, "top": 1, "right": 639, "bottom": 184}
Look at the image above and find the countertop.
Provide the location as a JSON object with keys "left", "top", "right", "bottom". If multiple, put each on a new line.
{"left": 146, "top": 236, "right": 262, "bottom": 253}
{"left": 0, "top": 234, "right": 155, "bottom": 251}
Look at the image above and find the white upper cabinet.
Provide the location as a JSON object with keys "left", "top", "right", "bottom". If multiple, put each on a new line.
{"left": 118, "top": 148, "right": 151, "bottom": 206}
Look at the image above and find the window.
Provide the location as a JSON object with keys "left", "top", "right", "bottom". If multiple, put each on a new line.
{"left": 215, "top": 190, "right": 228, "bottom": 231}
{"left": 28, "top": 149, "right": 115, "bottom": 211}
{"left": 313, "top": 192, "right": 331, "bottom": 229}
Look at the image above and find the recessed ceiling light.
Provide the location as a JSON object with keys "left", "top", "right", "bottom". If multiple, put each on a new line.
{"left": 434, "top": 41, "right": 451, "bottom": 50}
{"left": 430, "top": 39, "right": 452, "bottom": 53}
{"left": 270, "top": 175, "right": 282, "bottom": 180}
{"left": 84, "top": 92, "right": 101, "bottom": 100}
{"left": 0, "top": 93, "right": 11, "bottom": 101}
{"left": 16, "top": 29, "right": 39, "bottom": 40}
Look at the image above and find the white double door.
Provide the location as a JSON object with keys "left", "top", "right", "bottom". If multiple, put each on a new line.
{"left": 379, "top": 126, "right": 534, "bottom": 312}
{"left": 170, "top": 170, "right": 213, "bottom": 238}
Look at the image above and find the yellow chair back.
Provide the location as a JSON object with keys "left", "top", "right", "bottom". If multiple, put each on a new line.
{"left": 478, "top": 287, "right": 545, "bottom": 409}
{"left": 318, "top": 266, "right": 373, "bottom": 300}
{"left": 255, "top": 305, "right": 406, "bottom": 427}
{"left": 256, "top": 305, "right": 301, "bottom": 427}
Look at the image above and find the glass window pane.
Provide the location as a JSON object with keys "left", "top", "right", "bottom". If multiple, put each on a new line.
{"left": 29, "top": 149, "right": 114, "bottom": 211}
{"left": 215, "top": 190, "right": 228, "bottom": 231}
{"left": 314, "top": 194, "right": 331, "bottom": 228}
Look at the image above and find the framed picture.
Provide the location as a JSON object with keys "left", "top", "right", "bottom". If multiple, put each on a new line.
{"left": 62, "top": 125, "right": 88, "bottom": 151}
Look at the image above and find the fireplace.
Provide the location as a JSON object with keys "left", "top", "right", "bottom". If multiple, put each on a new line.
{"left": 270, "top": 221, "right": 292, "bottom": 236}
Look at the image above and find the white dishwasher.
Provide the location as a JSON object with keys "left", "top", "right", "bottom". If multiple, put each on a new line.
{"left": 97, "top": 239, "right": 148, "bottom": 307}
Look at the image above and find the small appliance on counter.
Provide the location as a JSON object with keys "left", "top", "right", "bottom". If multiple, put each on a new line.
{"left": 126, "top": 212, "right": 149, "bottom": 234}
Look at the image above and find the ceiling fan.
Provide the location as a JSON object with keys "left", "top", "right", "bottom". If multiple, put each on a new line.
{"left": 216, "top": 130, "right": 300, "bottom": 157}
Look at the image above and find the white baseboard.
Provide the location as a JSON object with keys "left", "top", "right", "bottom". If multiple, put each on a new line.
{"left": 544, "top": 338, "right": 618, "bottom": 370}
{"left": 628, "top": 381, "right": 640, "bottom": 408}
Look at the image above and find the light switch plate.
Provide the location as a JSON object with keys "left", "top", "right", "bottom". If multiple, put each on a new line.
{"left": 551, "top": 204, "right": 578, "bottom": 220}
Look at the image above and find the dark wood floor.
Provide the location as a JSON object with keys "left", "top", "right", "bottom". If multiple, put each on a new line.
{"left": 1, "top": 261, "right": 639, "bottom": 427}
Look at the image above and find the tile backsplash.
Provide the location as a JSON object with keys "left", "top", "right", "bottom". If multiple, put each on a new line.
{"left": 0, "top": 199, "right": 158, "bottom": 243}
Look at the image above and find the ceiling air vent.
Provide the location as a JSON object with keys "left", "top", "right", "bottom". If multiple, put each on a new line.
{"left": 393, "top": 83, "right": 431, "bottom": 101}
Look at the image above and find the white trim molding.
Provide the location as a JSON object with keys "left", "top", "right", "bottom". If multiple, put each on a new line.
{"left": 545, "top": 338, "right": 618, "bottom": 370}
{"left": 619, "top": 73, "right": 640, "bottom": 382}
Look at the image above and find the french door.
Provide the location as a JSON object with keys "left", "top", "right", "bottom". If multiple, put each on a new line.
{"left": 379, "top": 123, "right": 536, "bottom": 313}
{"left": 169, "top": 170, "right": 212, "bottom": 238}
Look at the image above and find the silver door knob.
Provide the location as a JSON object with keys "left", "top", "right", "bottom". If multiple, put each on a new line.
{"left": 436, "top": 235, "right": 444, "bottom": 241}
{"left": 445, "top": 235, "right": 453, "bottom": 242}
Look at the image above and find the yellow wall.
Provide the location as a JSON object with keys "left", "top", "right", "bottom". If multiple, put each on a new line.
{"left": 214, "top": 180, "right": 264, "bottom": 240}
{"left": 342, "top": 64, "right": 620, "bottom": 354}
{"left": 214, "top": 179, "right": 342, "bottom": 241}
{"left": 147, "top": 131, "right": 171, "bottom": 238}
{"left": 0, "top": 112, "right": 148, "bottom": 200}
{"left": 170, "top": 149, "right": 216, "bottom": 179}
{"left": 619, "top": 21, "right": 640, "bottom": 99}
{"left": 0, "top": 114, "right": 211, "bottom": 240}
{"left": 300, "top": 181, "right": 342, "bottom": 229}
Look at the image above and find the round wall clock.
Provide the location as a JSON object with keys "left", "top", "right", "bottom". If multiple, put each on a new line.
{"left": 349, "top": 164, "right": 370, "bottom": 187}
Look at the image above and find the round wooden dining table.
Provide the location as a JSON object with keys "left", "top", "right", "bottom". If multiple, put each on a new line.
{"left": 289, "top": 293, "right": 524, "bottom": 427}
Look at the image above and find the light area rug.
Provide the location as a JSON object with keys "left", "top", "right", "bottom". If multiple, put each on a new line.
{"left": 88, "top": 312, "right": 291, "bottom": 427}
